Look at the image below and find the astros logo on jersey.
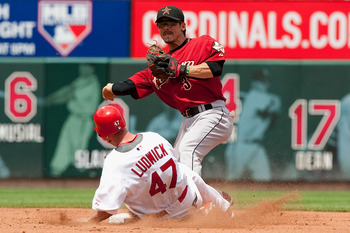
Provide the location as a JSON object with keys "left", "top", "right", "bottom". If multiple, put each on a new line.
{"left": 153, "top": 76, "right": 169, "bottom": 90}
{"left": 213, "top": 41, "right": 225, "bottom": 56}
{"left": 37, "top": 1, "right": 92, "bottom": 57}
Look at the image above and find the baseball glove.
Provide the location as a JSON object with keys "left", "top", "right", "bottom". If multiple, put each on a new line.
{"left": 146, "top": 44, "right": 187, "bottom": 80}
{"left": 146, "top": 44, "right": 171, "bottom": 80}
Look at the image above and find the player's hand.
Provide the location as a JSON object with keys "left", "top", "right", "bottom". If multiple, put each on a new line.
{"left": 159, "top": 55, "right": 186, "bottom": 78}
{"left": 229, "top": 110, "right": 236, "bottom": 119}
{"left": 102, "top": 83, "right": 115, "bottom": 101}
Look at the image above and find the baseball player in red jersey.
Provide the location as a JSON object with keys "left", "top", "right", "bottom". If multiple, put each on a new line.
{"left": 80, "top": 105, "right": 233, "bottom": 223}
{"left": 102, "top": 6, "right": 234, "bottom": 176}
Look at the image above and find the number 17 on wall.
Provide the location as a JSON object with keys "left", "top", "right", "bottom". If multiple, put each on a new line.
{"left": 289, "top": 99, "right": 340, "bottom": 151}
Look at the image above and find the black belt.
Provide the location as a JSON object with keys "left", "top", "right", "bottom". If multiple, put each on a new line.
{"left": 182, "top": 104, "right": 213, "bottom": 118}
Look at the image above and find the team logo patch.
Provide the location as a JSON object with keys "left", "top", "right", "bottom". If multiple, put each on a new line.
{"left": 152, "top": 76, "right": 169, "bottom": 90}
{"left": 37, "top": 1, "right": 92, "bottom": 56}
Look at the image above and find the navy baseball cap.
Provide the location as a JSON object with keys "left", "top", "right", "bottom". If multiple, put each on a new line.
{"left": 155, "top": 6, "right": 185, "bottom": 23}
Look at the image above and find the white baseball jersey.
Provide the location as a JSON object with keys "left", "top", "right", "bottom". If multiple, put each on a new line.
{"left": 92, "top": 132, "right": 230, "bottom": 219}
{"left": 92, "top": 132, "right": 201, "bottom": 217}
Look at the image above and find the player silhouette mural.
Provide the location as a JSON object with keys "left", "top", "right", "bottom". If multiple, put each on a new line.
{"left": 224, "top": 69, "right": 281, "bottom": 181}
{"left": 47, "top": 64, "right": 100, "bottom": 176}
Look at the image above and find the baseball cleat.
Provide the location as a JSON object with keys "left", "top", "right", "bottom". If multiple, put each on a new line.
{"left": 197, "top": 202, "right": 214, "bottom": 215}
{"left": 226, "top": 209, "right": 235, "bottom": 218}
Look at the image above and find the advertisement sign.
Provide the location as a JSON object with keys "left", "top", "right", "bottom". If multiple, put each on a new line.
{"left": 37, "top": 1, "right": 93, "bottom": 57}
{"left": 0, "top": 0, "right": 130, "bottom": 57}
{"left": 132, "top": 0, "right": 350, "bottom": 59}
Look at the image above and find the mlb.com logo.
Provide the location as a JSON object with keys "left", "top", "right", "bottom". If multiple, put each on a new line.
{"left": 38, "top": 0, "right": 92, "bottom": 56}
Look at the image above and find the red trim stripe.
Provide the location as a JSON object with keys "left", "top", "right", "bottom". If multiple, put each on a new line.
{"left": 178, "top": 185, "right": 188, "bottom": 203}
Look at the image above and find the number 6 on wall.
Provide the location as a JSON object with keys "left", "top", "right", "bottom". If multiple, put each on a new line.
{"left": 5, "top": 72, "right": 37, "bottom": 122}
{"left": 289, "top": 99, "right": 340, "bottom": 150}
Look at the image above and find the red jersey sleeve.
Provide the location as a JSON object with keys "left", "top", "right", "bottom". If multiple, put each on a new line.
{"left": 201, "top": 35, "right": 226, "bottom": 63}
{"left": 129, "top": 68, "right": 154, "bottom": 99}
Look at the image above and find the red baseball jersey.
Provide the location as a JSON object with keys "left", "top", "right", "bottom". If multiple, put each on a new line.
{"left": 129, "top": 35, "right": 226, "bottom": 113}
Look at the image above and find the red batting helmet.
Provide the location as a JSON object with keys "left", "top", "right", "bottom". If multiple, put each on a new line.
{"left": 93, "top": 105, "right": 126, "bottom": 139}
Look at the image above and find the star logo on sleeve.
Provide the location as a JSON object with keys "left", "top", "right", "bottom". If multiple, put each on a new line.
{"left": 162, "top": 7, "right": 171, "bottom": 15}
{"left": 213, "top": 41, "right": 225, "bottom": 56}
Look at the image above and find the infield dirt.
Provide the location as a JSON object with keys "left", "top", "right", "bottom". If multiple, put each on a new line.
{"left": 1, "top": 179, "right": 349, "bottom": 233}
{"left": 1, "top": 205, "right": 350, "bottom": 232}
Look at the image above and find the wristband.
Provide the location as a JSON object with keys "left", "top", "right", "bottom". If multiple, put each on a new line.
{"left": 179, "top": 65, "right": 188, "bottom": 77}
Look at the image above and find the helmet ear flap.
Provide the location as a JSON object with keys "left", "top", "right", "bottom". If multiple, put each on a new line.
{"left": 94, "top": 105, "right": 126, "bottom": 138}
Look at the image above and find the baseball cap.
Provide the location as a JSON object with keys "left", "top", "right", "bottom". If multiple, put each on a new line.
{"left": 155, "top": 6, "right": 185, "bottom": 23}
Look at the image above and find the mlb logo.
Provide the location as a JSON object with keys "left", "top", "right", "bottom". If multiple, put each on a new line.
{"left": 38, "top": 0, "right": 92, "bottom": 56}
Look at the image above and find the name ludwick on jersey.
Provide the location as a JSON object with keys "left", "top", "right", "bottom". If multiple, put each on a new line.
{"left": 131, "top": 143, "right": 168, "bottom": 177}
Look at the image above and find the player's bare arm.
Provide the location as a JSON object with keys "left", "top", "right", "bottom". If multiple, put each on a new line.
{"left": 187, "top": 61, "right": 224, "bottom": 79}
{"left": 186, "top": 63, "right": 213, "bottom": 79}
{"left": 76, "top": 210, "right": 112, "bottom": 223}
{"left": 89, "top": 211, "right": 112, "bottom": 223}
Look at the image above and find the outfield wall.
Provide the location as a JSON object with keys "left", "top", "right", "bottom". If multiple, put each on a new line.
{"left": 1, "top": 59, "right": 350, "bottom": 181}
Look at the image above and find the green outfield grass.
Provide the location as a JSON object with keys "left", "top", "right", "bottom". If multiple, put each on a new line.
{"left": 0, "top": 188, "right": 95, "bottom": 208}
{"left": 229, "top": 190, "right": 350, "bottom": 212}
{"left": 0, "top": 188, "right": 349, "bottom": 212}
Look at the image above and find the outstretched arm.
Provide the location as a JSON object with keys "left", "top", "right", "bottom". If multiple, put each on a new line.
{"left": 87, "top": 211, "right": 112, "bottom": 223}
{"left": 102, "top": 80, "right": 138, "bottom": 101}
